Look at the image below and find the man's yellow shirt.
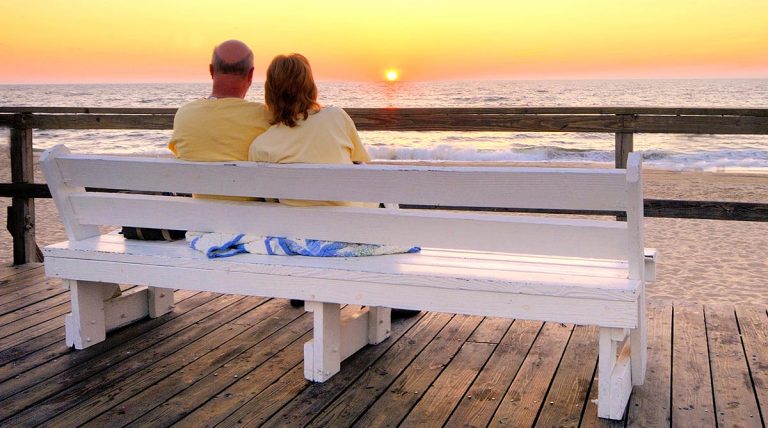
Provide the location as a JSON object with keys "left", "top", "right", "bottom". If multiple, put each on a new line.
{"left": 169, "top": 98, "right": 270, "bottom": 201}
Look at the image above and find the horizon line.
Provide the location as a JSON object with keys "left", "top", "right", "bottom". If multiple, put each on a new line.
{"left": 2, "top": 76, "right": 768, "bottom": 86}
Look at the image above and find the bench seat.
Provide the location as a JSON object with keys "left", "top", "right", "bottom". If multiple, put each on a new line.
{"left": 44, "top": 233, "right": 643, "bottom": 329}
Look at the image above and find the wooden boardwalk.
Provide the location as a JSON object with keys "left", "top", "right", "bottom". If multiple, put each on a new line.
{"left": 0, "top": 264, "right": 765, "bottom": 427}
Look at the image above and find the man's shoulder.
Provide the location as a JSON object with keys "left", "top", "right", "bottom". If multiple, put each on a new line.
{"left": 176, "top": 98, "right": 266, "bottom": 118}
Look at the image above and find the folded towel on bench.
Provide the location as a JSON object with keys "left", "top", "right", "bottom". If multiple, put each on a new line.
{"left": 186, "top": 232, "right": 420, "bottom": 259}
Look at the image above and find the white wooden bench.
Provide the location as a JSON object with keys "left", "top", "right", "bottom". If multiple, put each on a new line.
{"left": 40, "top": 144, "right": 655, "bottom": 420}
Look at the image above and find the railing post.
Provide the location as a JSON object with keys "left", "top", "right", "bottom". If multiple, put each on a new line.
{"left": 615, "top": 115, "right": 635, "bottom": 221}
{"left": 7, "top": 113, "right": 41, "bottom": 264}
{"left": 615, "top": 114, "right": 634, "bottom": 169}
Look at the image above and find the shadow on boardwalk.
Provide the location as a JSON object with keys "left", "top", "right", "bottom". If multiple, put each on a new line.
{"left": 0, "top": 263, "right": 765, "bottom": 427}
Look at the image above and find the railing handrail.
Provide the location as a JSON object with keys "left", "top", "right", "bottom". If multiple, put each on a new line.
{"left": 2, "top": 108, "right": 768, "bottom": 135}
{"left": 1, "top": 106, "right": 768, "bottom": 117}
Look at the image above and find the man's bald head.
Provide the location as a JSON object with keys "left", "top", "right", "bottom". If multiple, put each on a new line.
{"left": 211, "top": 40, "right": 254, "bottom": 77}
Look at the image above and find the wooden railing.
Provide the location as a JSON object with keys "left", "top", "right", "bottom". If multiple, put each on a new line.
{"left": 2, "top": 106, "right": 767, "bottom": 264}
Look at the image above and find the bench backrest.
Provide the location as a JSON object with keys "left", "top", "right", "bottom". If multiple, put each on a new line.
{"left": 40, "top": 144, "right": 645, "bottom": 280}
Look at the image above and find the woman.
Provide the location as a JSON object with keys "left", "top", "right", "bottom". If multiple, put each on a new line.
{"left": 249, "top": 53, "right": 371, "bottom": 206}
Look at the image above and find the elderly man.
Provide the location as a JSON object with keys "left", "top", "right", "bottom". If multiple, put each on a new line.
{"left": 169, "top": 40, "right": 269, "bottom": 163}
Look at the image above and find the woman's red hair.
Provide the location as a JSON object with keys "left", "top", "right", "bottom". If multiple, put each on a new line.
{"left": 265, "top": 54, "right": 320, "bottom": 127}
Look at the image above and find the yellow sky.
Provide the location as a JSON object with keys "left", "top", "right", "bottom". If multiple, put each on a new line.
{"left": 1, "top": 0, "right": 766, "bottom": 83}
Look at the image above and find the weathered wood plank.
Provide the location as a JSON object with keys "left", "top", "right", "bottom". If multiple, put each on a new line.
{"left": 352, "top": 315, "right": 484, "bottom": 427}
{"left": 3, "top": 110, "right": 767, "bottom": 133}
{"left": 25, "top": 114, "right": 175, "bottom": 130}
{"left": 626, "top": 305, "right": 672, "bottom": 427}
{"left": 0, "top": 290, "right": 200, "bottom": 378}
{"left": 2, "top": 106, "right": 768, "bottom": 116}
{"left": 119, "top": 306, "right": 310, "bottom": 427}
{"left": 2, "top": 106, "right": 768, "bottom": 117}
{"left": 0, "top": 299, "right": 765, "bottom": 426}
{"left": 0, "top": 283, "right": 68, "bottom": 317}
{"left": 735, "top": 306, "right": 768, "bottom": 425}
{"left": 11, "top": 112, "right": 619, "bottom": 132}
{"left": 644, "top": 199, "right": 768, "bottom": 222}
{"left": 615, "top": 131, "right": 633, "bottom": 169}
{"left": 400, "top": 341, "right": 494, "bottom": 427}
{"left": 0, "top": 315, "right": 64, "bottom": 351}
{"left": 0, "top": 266, "right": 48, "bottom": 296}
{"left": 0, "top": 303, "right": 69, "bottom": 339}
{"left": 445, "top": 319, "right": 542, "bottom": 428}
{"left": 706, "top": 305, "right": 762, "bottom": 427}
{"left": 0, "top": 327, "right": 64, "bottom": 369}
{"left": 48, "top": 299, "right": 304, "bottom": 427}
{"left": 0, "top": 294, "right": 252, "bottom": 424}
{"left": 0, "top": 293, "right": 69, "bottom": 328}
{"left": 672, "top": 305, "right": 716, "bottom": 426}
{"left": 9, "top": 123, "right": 39, "bottom": 265}
{"left": 353, "top": 113, "right": 627, "bottom": 132}
{"left": 0, "top": 291, "right": 209, "bottom": 395}
{"left": 216, "top": 364, "right": 307, "bottom": 428}
{"left": 281, "top": 312, "right": 452, "bottom": 428}
{"left": 0, "top": 264, "right": 43, "bottom": 282}
{"left": 534, "top": 325, "right": 599, "bottom": 428}
{"left": 351, "top": 315, "right": 484, "bottom": 427}
{"left": 0, "top": 107, "right": 178, "bottom": 114}
{"left": 0, "top": 183, "right": 52, "bottom": 198}
{"left": 227, "top": 313, "right": 427, "bottom": 428}
{"left": 169, "top": 335, "right": 309, "bottom": 428}
{"left": 489, "top": 322, "right": 574, "bottom": 427}
{"left": 467, "top": 317, "right": 513, "bottom": 344}
{"left": 404, "top": 200, "right": 768, "bottom": 222}
{"left": 0, "top": 274, "right": 67, "bottom": 314}
{"left": 632, "top": 114, "right": 768, "bottom": 134}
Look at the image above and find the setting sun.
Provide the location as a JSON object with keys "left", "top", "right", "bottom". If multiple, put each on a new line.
{"left": 386, "top": 70, "right": 399, "bottom": 81}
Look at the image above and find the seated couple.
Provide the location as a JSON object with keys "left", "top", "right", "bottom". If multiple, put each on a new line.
{"left": 169, "top": 39, "right": 367, "bottom": 206}
{"left": 168, "top": 40, "right": 418, "bottom": 316}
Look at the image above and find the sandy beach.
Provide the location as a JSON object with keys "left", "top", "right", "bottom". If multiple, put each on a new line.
{"left": 1, "top": 152, "right": 766, "bottom": 305}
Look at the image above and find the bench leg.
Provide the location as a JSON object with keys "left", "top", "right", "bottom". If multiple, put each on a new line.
{"left": 597, "top": 327, "right": 633, "bottom": 420}
{"left": 64, "top": 280, "right": 118, "bottom": 349}
{"left": 630, "top": 293, "right": 648, "bottom": 385}
{"left": 148, "top": 287, "right": 174, "bottom": 318}
{"left": 304, "top": 302, "right": 342, "bottom": 382}
{"left": 303, "top": 302, "right": 392, "bottom": 382}
{"left": 368, "top": 306, "right": 391, "bottom": 344}
{"left": 65, "top": 281, "right": 173, "bottom": 350}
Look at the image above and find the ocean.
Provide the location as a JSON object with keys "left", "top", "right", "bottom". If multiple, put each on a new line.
{"left": 1, "top": 79, "right": 767, "bottom": 171}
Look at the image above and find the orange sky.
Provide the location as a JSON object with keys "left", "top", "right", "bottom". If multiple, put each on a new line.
{"left": 1, "top": 0, "right": 767, "bottom": 83}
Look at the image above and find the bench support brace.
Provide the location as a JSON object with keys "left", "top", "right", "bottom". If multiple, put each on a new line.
{"left": 597, "top": 327, "right": 634, "bottom": 419}
{"left": 63, "top": 280, "right": 174, "bottom": 349}
{"left": 303, "top": 302, "right": 391, "bottom": 382}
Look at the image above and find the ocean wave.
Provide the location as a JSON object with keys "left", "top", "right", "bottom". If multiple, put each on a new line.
{"left": 368, "top": 144, "right": 613, "bottom": 163}
{"left": 367, "top": 144, "right": 768, "bottom": 169}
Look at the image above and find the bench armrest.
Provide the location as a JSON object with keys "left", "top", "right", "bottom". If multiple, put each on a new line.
{"left": 644, "top": 248, "right": 658, "bottom": 283}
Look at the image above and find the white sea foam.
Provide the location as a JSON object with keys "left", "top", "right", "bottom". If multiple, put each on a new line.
{"left": 365, "top": 144, "right": 768, "bottom": 170}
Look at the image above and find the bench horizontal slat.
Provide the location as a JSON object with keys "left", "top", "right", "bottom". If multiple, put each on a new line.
{"left": 43, "top": 254, "right": 640, "bottom": 328}
{"left": 44, "top": 236, "right": 638, "bottom": 298}
{"left": 70, "top": 193, "right": 630, "bottom": 260}
{"left": 55, "top": 155, "right": 630, "bottom": 211}
{"left": 46, "top": 235, "right": 633, "bottom": 280}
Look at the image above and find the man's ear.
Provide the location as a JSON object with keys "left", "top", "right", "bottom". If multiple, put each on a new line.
{"left": 209, "top": 64, "right": 215, "bottom": 79}
{"left": 246, "top": 67, "right": 254, "bottom": 84}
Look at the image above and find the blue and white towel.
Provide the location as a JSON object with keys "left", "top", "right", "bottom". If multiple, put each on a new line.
{"left": 187, "top": 232, "right": 420, "bottom": 259}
